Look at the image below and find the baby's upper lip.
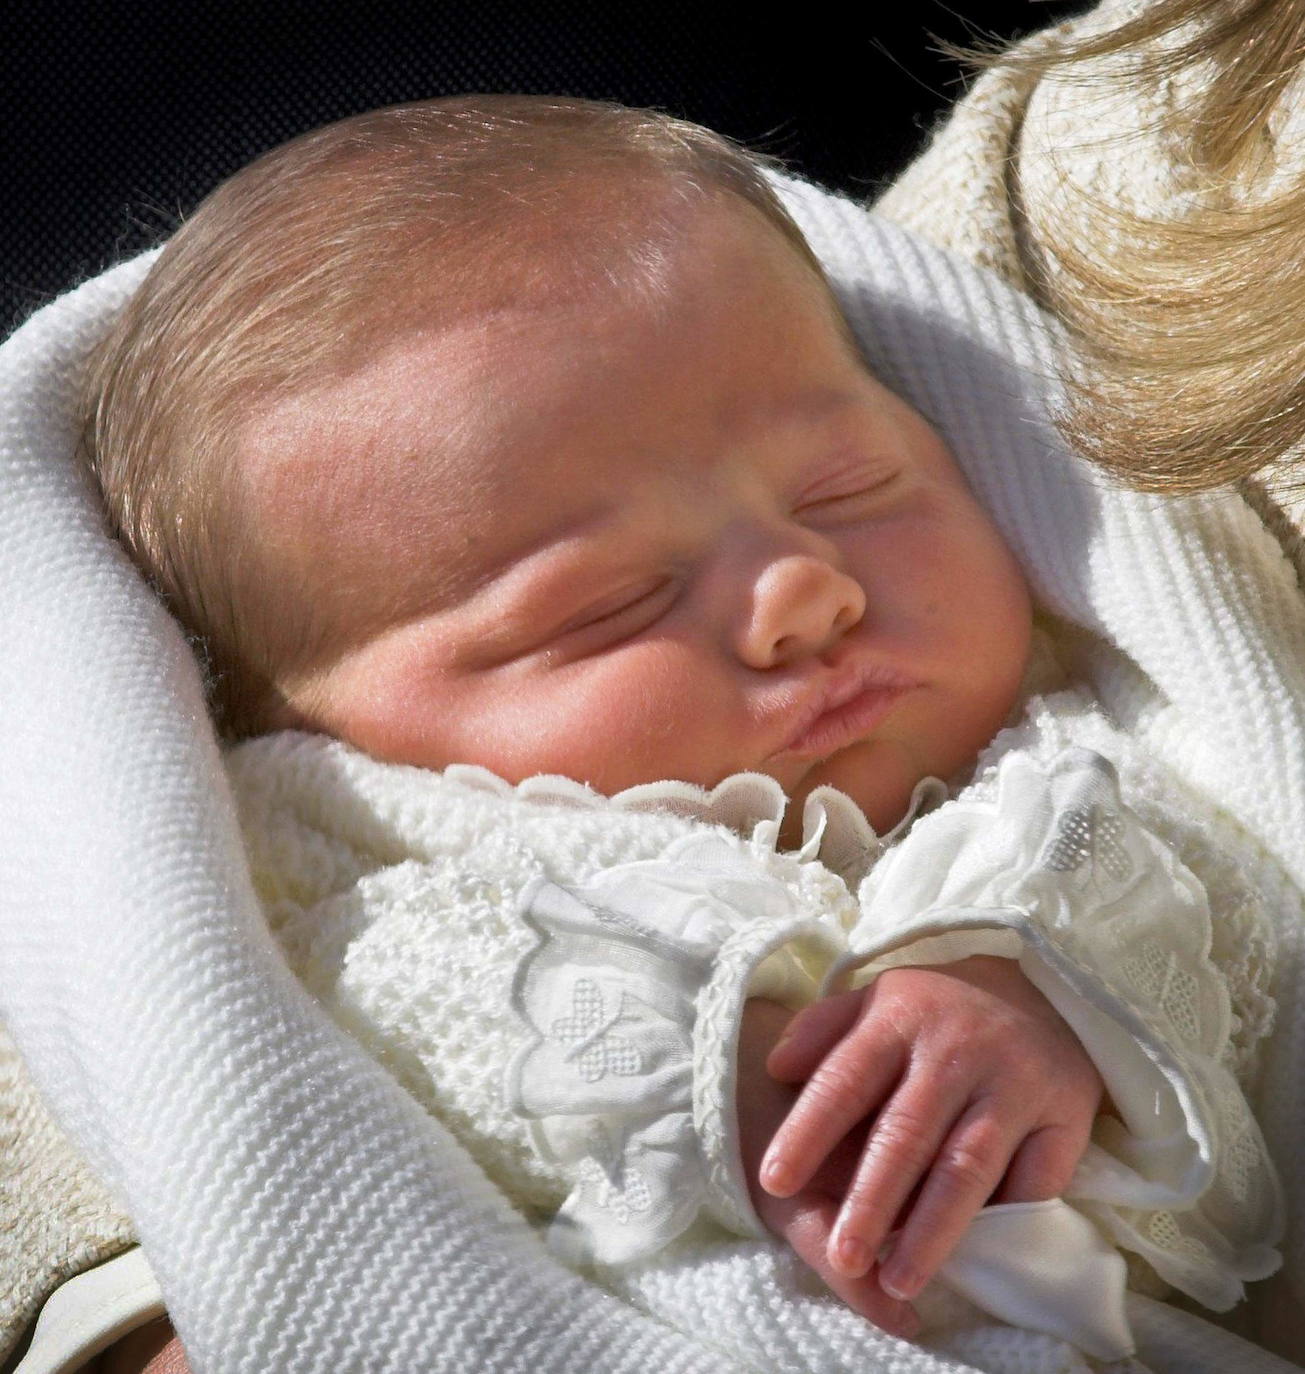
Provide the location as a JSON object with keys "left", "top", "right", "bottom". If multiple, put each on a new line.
{"left": 769, "top": 657, "right": 917, "bottom": 759}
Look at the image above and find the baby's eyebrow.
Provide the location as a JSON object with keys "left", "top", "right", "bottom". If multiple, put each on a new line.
{"left": 728, "top": 384, "right": 864, "bottom": 441}
{"left": 332, "top": 493, "right": 619, "bottom": 660}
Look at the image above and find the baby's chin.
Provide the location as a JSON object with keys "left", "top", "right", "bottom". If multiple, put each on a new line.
{"left": 777, "top": 737, "right": 926, "bottom": 848}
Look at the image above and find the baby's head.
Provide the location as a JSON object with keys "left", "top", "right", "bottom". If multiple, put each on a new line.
{"left": 83, "top": 95, "right": 1031, "bottom": 833}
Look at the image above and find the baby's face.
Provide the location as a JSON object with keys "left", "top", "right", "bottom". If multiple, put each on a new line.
{"left": 246, "top": 200, "right": 1031, "bottom": 834}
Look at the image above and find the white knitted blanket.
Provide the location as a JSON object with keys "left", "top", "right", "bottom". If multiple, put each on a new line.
{"left": 3, "top": 174, "right": 1305, "bottom": 1374}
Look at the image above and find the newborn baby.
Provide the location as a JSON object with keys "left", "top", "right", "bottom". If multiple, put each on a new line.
{"left": 80, "top": 94, "right": 1280, "bottom": 1369}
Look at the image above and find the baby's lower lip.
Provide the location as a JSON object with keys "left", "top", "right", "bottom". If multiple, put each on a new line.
{"left": 775, "top": 683, "right": 911, "bottom": 760}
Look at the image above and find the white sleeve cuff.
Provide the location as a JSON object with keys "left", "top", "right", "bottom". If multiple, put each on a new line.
{"left": 14, "top": 1247, "right": 165, "bottom": 1374}
{"left": 506, "top": 830, "right": 845, "bottom": 1267}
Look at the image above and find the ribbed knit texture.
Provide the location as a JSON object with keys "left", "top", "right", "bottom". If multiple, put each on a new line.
{"left": 5, "top": 166, "right": 1305, "bottom": 1374}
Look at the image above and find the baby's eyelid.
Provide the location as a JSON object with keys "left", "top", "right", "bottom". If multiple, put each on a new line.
{"left": 794, "top": 468, "right": 898, "bottom": 513}
{"left": 558, "top": 576, "right": 677, "bottom": 636}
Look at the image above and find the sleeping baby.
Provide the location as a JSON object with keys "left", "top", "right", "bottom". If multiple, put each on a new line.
{"left": 78, "top": 94, "right": 1283, "bottom": 1371}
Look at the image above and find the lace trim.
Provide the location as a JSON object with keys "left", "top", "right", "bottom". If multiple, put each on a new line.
{"left": 440, "top": 761, "right": 943, "bottom": 886}
{"left": 443, "top": 764, "right": 790, "bottom": 833}
{"left": 229, "top": 733, "right": 946, "bottom": 894}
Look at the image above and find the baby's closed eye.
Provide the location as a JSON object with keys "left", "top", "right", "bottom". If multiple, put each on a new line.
{"left": 792, "top": 461, "right": 905, "bottom": 525}
{"left": 543, "top": 576, "right": 682, "bottom": 657}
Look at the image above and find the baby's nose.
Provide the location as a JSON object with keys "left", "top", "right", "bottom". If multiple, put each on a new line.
{"left": 736, "top": 555, "right": 866, "bottom": 669}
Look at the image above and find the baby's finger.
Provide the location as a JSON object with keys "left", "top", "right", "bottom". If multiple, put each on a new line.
{"left": 877, "top": 1101, "right": 1021, "bottom": 1301}
{"left": 765, "top": 988, "right": 867, "bottom": 1082}
{"left": 760, "top": 1035, "right": 902, "bottom": 1199}
{"left": 762, "top": 1189, "right": 920, "bottom": 1341}
{"left": 993, "top": 1120, "right": 1092, "bottom": 1204}
{"left": 826, "top": 1072, "right": 971, "bottom": 1278}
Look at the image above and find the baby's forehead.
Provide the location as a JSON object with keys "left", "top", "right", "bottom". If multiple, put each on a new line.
{"left": 234, "top": 303, "right": 613, "bottom": 613}
{"left": 237, "top": 226, "right": 828, "bottom": 634}
{"left": 255, "top": 186, "right": 822, "bottom": 434}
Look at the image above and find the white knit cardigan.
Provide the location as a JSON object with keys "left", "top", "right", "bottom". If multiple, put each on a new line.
{"left": 5, "top": 171, "right": 1305, "bottom": 1374}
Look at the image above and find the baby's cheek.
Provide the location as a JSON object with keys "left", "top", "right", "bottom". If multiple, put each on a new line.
{"left": 323, "top": 633, "right": 737, "bottom": 793}
{"left": 528, "top": 643, "right": 732, "bottom": 793}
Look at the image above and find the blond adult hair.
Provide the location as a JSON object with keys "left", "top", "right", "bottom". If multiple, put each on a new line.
{"left": 971, "top": 0, "right": 1305, "bottom": 495}
{"left": 80, "top": 95, "right": 822, "bottom": 736}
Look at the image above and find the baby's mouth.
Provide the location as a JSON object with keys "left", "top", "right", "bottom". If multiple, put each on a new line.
{"left": 769, "top": 664, "right": 916, "bottom": 762}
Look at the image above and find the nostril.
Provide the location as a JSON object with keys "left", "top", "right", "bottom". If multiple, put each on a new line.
{"left": 770, "top": 633, "right": 798, "bottom": 665}
{"left": 832, "top": 604, "right": 859, "bottom": 635}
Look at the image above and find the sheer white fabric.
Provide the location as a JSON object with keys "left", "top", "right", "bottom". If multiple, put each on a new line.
{"left": 507, "top": 832, "right": 845, "bottom": 1263}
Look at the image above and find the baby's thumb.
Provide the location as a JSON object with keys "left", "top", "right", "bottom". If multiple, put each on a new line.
{"left": 766, "top": 986, "right": 867, "bottom": 1081}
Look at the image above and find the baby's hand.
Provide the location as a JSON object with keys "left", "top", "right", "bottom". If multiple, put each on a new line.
{"left": 760, "top": 956, "right": 1103, "bottom": 1306}
{"left": 737, "top": 1000, "right": 921, "bottom": 1339}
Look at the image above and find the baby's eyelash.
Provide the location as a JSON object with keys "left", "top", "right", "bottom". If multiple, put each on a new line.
{"left": 794, "top": 470, "right": 898, "bottom": 515}
{"left": 556, "top": 578, "right": 678, "bottom": 645}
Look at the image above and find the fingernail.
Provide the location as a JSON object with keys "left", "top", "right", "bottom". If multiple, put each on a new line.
{"left": 881, "top": 1265, "right": 922, "bottom": 1302}
{"left": 833, "top": 1233, "right": 872, "bottom": 1276}
{"left": 761, "top": 1156, "right": 793, "bottom": 1195}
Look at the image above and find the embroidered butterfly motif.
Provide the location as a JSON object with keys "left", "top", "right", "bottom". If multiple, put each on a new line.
{"left": 1043, "top": 804, "right": 1133, "bottom": 884}
{"left": 576, "top": 1147, "right": 655, "bottom": 1224}
{"left": 550, "top": 977, "right": 643, "bottom": 1082}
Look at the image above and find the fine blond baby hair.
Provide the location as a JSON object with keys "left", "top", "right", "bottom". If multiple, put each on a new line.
{"left": 80, "top": 95, "right": 824, "bottom": 736}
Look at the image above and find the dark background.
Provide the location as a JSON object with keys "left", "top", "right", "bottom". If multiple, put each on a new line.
{"left": 3, "top": 1, "right": 1087, "bottom": 336}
